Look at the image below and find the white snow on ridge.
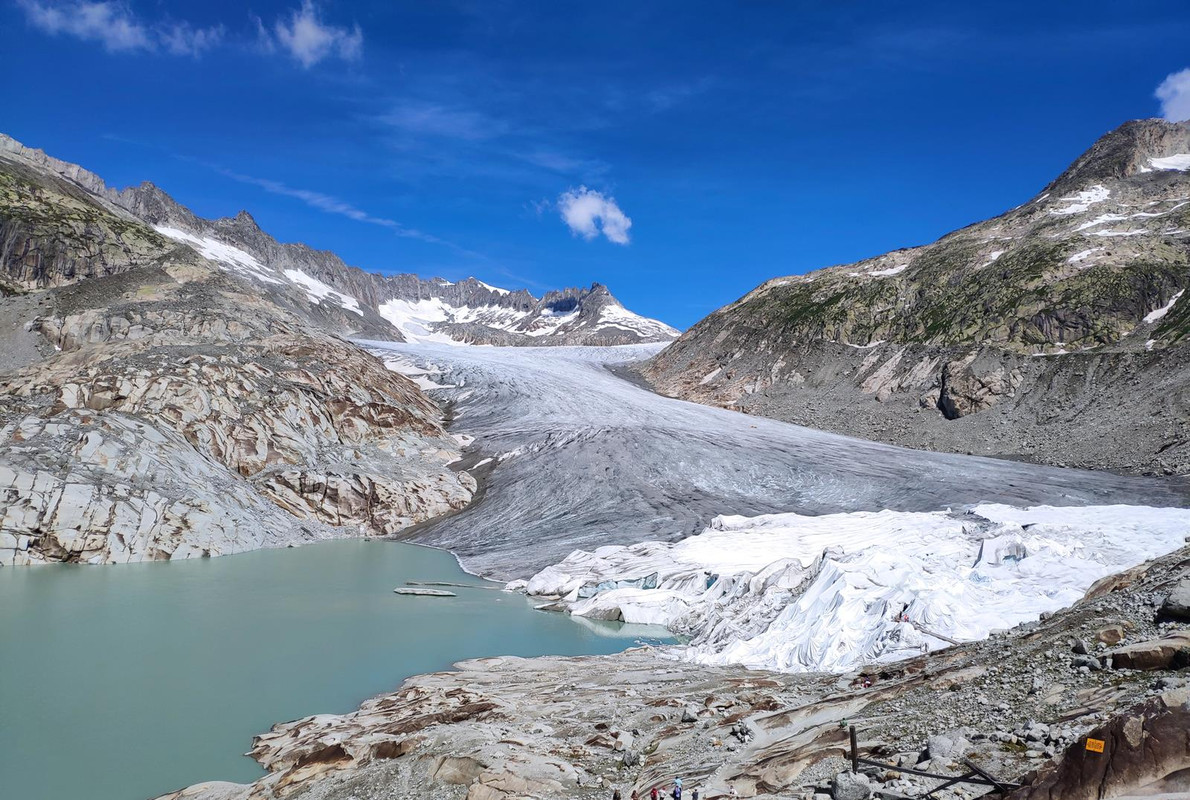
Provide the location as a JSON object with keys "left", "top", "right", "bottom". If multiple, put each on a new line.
{"left": 1050, "top": 184, "right": 1110, "bottom": 216}
{"left": 283, "top": 269, "right": 363, "bottom": 316}
{"left": 476, "top": 280, "right": 510, "bottom": 295}
{"left": 1144, "top": 290, "right": 1185, "bottom": 324}
{"left": 1150, "top": 154, "right": 1190, "bottom": 171}
{"left": 868, "top": 264, "right": 908, "bottom": 277}
{"left": 596, "top": 302, "right": 680, "bottom": 338}
{"left": 378, "top": 298, "right": 470, "bottom": 345}
{"left": 523, "top": 504, "right": 1190, "bottom": 673}
{"left": 153, "top": 226, "right": 283, "bottom": 285}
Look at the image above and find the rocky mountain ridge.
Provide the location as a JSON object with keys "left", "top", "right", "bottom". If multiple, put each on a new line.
{"left": 0, "top": 132, "right": 678, "bottom": 346}
{"left": 0, "top": 135, "right": 475, "bottom": 565}
{"left": 643, "top": 119, "right": 1190, "bottom": 475}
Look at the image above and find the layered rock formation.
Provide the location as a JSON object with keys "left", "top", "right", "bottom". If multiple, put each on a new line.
{"left": 0, "top": 136, "right": 474, "bottom": 565}
{"left": 643, "top": 119, "right": 1190, "bottom": 475}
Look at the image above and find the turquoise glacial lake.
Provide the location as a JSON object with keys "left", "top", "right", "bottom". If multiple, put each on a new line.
{"left": 0, "top": 540, "right": 665, "bottom": 800}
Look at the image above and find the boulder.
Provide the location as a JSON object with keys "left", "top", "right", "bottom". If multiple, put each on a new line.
{"left": 831, "top": 771, "right": 871, "bottom": 800}
{"left": 1106, "top": 631, "right": 1190, "bottom": 671}
{"left": 1093, "top": 624, "right": 1128, "bottom": 646}
{"left": 925, "top": 731, "right": 971, "bottom": 765}
{"left": 432, "top": 756, "right": 486, "bottom": 785}
{"left": 681, "top": 705, "right": 699, "bottom": 723}
{"left": 937, "top": 352, "right": 1023, "bottom": 419}
{"left": 1158, "top": 579, "right": 1190, "bottom": 622}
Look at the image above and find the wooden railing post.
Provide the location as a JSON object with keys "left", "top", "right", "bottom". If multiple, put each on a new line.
{"left": 850, "top": 725, "right": 858, "bottom": 774}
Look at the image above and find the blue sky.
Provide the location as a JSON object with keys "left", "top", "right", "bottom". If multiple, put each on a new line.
{"left": 3, "top": 1, "right": 1190, "bottom": 329}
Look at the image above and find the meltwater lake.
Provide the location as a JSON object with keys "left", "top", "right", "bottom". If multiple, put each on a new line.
{"left": 0, "top": 540, "right": 666, "bottom": 800}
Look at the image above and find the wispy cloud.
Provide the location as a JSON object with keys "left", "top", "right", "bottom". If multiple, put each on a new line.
{"left": 159, "top": 21, "right": 224, "bottom": 57}
{"left": 263, "top": 0, "right": 362, "bottom": 68}
{"left": 1156, "top": 68, "right": 1190, "bottom": 123}
{"left": 558, "top": 186, "right": 632, "bottom": 245}
{"left": 215, "top": 166, "right": 445, "bottom": 244}
{"left": 378, "top": 102, "right": 505, "bottom": 141}
{"left": 18, "top": 0, "right": 362, "bottom": 66}
{"left": 17, "top": 0, "right": 222, "bottom": 56}
{"left": 644, "top": 78, "right": 715, "bottom": 112}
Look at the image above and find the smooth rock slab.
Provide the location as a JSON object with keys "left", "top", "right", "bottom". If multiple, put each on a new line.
{"left": 1106, "top": 631, "right": 1190, "bottom": 671}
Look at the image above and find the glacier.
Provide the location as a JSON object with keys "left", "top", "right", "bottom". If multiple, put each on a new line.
{"left": 520, "top": 503, "right": 1190, "bottom": 673}
{"left": 364, "top": 341, "right": 1186, "bottom": 579}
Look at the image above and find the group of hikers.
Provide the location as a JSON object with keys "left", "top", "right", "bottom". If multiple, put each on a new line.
{"left": 612, "top": 777, "right": 736, "bottom": 800}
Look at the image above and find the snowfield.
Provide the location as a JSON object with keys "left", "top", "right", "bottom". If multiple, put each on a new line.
{"left": 520, "top": 504, "right": 1190, "bottom": 673}
{"left": 363, "top": 341, "right": 1185, "bottom": 580}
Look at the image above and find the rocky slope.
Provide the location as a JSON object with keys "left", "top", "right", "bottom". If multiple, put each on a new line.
{"left": 157, "top": 539, "right": 1190, "bottom": 800}
{"left": 642, "top": 119, "right": 1190, "bottom": 476}
{"left": 0, "top": 133, "right": 677, "bottom": 347}
{"left": 0, "top": 137, "right": 475, "bottom": 565}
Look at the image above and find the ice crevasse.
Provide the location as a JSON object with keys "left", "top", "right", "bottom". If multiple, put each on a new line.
{"left": 514, "top": 504, "right": 1190, "bottom": 673}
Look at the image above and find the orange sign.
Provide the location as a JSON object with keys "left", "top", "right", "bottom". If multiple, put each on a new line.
{"left": 1085, "top": 738, "right": 1105, "bottom": 753}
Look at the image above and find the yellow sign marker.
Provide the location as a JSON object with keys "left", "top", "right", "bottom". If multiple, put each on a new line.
{"left": 1085, "top": 738, "right": 1105, "bottom": 753}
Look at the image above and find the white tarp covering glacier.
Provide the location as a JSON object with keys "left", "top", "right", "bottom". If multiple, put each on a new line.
{"left": 521, "top": 504, "right": 1190, "bottom": 673}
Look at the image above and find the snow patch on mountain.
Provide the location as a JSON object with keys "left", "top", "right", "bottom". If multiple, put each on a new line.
{"left": 1067, "top": 247, "right": 1103, "bottom": 265}
{"left": 520, "top": 504, "right": 1190, "bottom": 673}
{"left": 1150, "top": 153, "right": 1190, "bottom": 171}
{"left": 977, "top": 250, "right": 1005, "bottom": 269}
{"left": 153, "top": 226, "right": 283, "bottom": 285}
{"left": 476, "top": 280, "right": 510, "bottom": 295}
{"left": 868, "top": 264, "right": 908, "bottom": 277}
{"left": 378, "top": 298, "right": 469, "bottom": 345}
{"left": 595, "top": 303, "right": 681, "bottom": 338}
{"left": 1144, "top": 290, "right": 1185, "bottom": 324}
{"left": 283, "top": 269, "right": 363, "bottom": 315}
{"left": 1050, "top": 184, "right": 1110, "bottom": 215}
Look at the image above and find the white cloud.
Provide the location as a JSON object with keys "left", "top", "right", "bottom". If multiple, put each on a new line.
{"left": 558, "top": 186, "right": 632, "bottom": 245}
{"left": 18, "top": 0, "right": 222, "bottom": 56}
{"left": 1156, "top": 68, "right": 1190, "bottom": 122}
{"left": 271, "top": 0, "right": 362, "bottom": 68}
{"left": 19, "top": 0, "right": 151, "bottom": 52}
{"left": 159, "top": 22, "right": 224, "bottom": 57}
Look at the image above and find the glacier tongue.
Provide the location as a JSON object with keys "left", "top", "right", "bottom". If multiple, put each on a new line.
{"left": 522, "top": 504, "right": 1190, "bottom": 673}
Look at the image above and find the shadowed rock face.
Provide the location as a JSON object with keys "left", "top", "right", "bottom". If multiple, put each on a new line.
{"left": 1008, "top": 688, "right": 1190, "bottom": 800}
{"left": 0, "top": 139, "right": 475, "bottom": 566}
{"left": 642, "top": 119, "right": 1190, "bottom": 475}
{"left": 366, "top": 341, "right": 1187, "bottom": 581}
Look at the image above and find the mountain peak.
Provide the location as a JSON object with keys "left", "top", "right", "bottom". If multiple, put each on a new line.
{"left": 1044, "top": 118, "right": 1190, "bottom": 195}
{"left": 231, "top": 209, "right": 260, "bottom": 229}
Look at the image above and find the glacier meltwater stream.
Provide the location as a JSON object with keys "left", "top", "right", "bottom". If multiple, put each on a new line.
{"left": 0, "top": 541, "right": 665, "bottom": 800}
